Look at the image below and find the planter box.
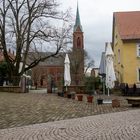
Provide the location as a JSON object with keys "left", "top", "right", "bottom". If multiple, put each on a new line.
{"left": 67, "top": 94, "right": 71, "bottom": 98}
{"left": 103, "top": 99, "right": 112, "bottom": 104}
{"left": 0, "top": 86, "right": 23, "bottom": 93}
{"left": 127, "top": 97, "right": 140, "bottom": 107}
{"left": 77, "top": 94, "right": 83, "bottom": 101}
{"left": 57, "top": 92, "right": 61, "bottom": 96}
{"left": 112, "top": 99, "right": 120, "bottom": 107}
{"left": 97, "top": 99, "right": 103, "bottom": 105}
{"left": 87, "top": 96, "right": 93, "bottom": 103}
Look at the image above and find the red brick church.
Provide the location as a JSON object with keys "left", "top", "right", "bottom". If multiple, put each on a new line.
{"left": 31, "top": 4, "right": 85, "bottom": 92}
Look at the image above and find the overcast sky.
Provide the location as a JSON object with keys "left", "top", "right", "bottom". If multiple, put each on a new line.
{"left": 60, "top": 0, "right": 140, "bottom": 67}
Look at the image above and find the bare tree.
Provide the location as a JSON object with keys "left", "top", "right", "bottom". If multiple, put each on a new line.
{"left": 84, "top": 50, "right": 94, "bottom": 75}
{"left": 0, "top": 0, "right": 72, "bottom": 85}
{"left": 70, "top": 49, "right": 94, "bottom": 85}
{"left": 70, "top": 48, "right": 84, "bottom": 85}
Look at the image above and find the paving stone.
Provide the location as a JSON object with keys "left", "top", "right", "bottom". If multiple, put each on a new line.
{"left": 0, "top": 89, "right": 139, "bottom": 139}
{"left": 0, "top": 110, "right": 140, "bottom": 140}
{"left": 0, "top": 90, "right": 135, "bottom": 130}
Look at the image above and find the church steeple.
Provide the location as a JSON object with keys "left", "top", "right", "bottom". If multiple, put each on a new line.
{"left": 72, "top": 1, "right": 84, "bottom": 86}
{"left": 74, "top": 2, "right": 83, "bottom": 32}
{"left": 73, "top": 1, "right": 84, "bottom": 49}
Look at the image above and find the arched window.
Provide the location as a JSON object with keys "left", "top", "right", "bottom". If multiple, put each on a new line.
{"left": 77, "top": 37, "right": 81, "bottom": 47}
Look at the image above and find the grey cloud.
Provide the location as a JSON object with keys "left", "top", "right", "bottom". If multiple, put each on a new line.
{"left": 60, "top": 0, "right": 140, "bottom": 67}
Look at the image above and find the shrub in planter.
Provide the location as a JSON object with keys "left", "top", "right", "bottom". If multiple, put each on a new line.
{"left": 70, "top": 91, "right": 76, "bottom": 99}
{"left": 84, "top": 77, "right": 95, "bottom": 103}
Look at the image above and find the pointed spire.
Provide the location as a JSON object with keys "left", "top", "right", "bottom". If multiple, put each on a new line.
{"left": 74, "top": 1, "right": 83, "bottom": 32}
{"left": 75, "top": 2, "right": 81, "bottom": 26}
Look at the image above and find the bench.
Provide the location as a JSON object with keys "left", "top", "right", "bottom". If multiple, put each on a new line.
{"left": 126, "top": 97, "right": 140, "bottom": 107}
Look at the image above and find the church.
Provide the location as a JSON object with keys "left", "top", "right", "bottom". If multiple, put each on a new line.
{"left": 31, "top": 4, "right": 85, "bottom": 92}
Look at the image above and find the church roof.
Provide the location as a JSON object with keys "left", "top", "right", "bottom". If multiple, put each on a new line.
{"left": 113, "top": 11, "right": 140, "bottom": 40}
{"left": 74, "top": 3, "right": 83, "bottom": 32}
{"left": 27, "top": 52, "right": 65, "bottom": 66}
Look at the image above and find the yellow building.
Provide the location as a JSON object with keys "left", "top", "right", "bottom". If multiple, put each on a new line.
{"left": 112, "top": 11, "right": 140, "bottom": 86}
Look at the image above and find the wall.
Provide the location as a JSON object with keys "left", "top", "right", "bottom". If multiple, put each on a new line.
{"left": 113, "top": 25, "right": 140, "bottom": 85}
{"left": 0, "top": 86, "right": 22, "bottom": 93}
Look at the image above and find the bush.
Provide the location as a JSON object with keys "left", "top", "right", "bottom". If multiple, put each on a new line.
{"left": 84, "top": 76, "right": 95, "bottom": 95}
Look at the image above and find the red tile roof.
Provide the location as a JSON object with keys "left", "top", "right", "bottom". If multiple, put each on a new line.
{"left": 114, "top": 11, "right": 140, "bottom": 40}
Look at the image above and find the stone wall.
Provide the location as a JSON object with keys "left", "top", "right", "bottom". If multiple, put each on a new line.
{"left": 0, "top": 86, "right": 22, "bottom": 93}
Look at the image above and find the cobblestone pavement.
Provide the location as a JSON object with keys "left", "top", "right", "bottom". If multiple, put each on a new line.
{"left": 0, "top": 89, "right": 136, "bottom": 130}
{"left": 0, "top": 89, "right": 140, "bottom": 139}
{"left": 0, "top": 109, "right": 140, "bottom": 140}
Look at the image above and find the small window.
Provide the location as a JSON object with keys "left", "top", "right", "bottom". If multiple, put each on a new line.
{"left": 136, "top": 44, "right": 140, "bottom": 57}
{"left": 77, "top": 37, "right": 81, "bottom": 48}
{"left": 115, "top": 34, "right": 118, "bottom": 46}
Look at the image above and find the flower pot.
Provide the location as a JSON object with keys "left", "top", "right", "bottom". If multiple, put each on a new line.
{"left": 58, "top": 91, "right": 63, "bottom": 96}
{"left": 77, "top": 94, "right": 83, "bottom": 101}
{"left": 60, "top": 92, "right": 64, "bottom": 97}
{"left": 67, "top": 94, "right": 71, "bottom": 99}
{"left": 87, "top": 96, "right": 93, "bottom": 103}
{"left": 97, "top": 99, "right": 103, "bottom": 105}
{"left": 112, "top": 99, "right": 120, "bottom": 107}
{"left": 57, "top": 92, "right": 61, "bottom": 96}
{"left": 64, "top": 92, "right": 67, "bottom": 98}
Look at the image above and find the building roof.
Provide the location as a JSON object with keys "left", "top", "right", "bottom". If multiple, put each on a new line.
{"left": 74, "top": 3, "right": 83, "bottom": 32}
{"left": 27, "top": 52, "right": 65, "bottom": 66}
{"left": 99, "top": 52, "right": 106, "bottom": 75}
{"left": 114, "top": 11, "right": 140, "bottom": 40}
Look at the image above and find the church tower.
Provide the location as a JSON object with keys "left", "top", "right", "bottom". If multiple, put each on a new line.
{"left": 71, "top": 3, "right": 84, "bottom": 85}
{"left": 73, "top": 4, "right": 84, "bottom": 49}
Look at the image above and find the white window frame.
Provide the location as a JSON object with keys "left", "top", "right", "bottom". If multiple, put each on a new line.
{"left": 136, "top": 43, "right": 140, "bottom": 57}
